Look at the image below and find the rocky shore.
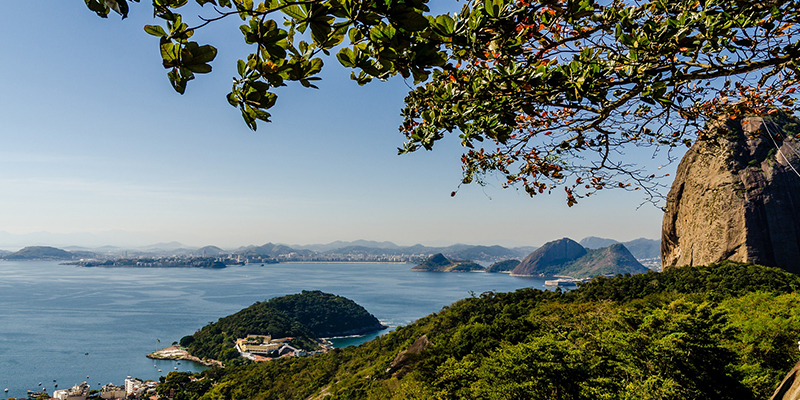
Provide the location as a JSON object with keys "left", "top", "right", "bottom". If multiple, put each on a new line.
{"left": 147, "top": 346, "right": 222, "bottom": 367}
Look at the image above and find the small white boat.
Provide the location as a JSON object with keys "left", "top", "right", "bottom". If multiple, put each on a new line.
{"left": 157, "top": 369, "right": 161, "bottom": 372}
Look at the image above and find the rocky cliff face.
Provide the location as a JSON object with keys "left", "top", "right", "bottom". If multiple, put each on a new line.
{"left": 662, "top": 116, "right": 800, "bottom": 273}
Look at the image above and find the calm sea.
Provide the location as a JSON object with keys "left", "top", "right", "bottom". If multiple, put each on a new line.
{"left": 0, "top": 261, "right": 547, "bottom": 397}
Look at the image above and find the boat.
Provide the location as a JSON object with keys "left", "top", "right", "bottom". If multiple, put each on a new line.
{"left": 5, "top": 388, "right": 9, "bottom": 392}
{"left": 157, "top": 369, "right": 161, "bottom": 372}
{"left": 543, "top": 278, "right": 585, "bottom": 287}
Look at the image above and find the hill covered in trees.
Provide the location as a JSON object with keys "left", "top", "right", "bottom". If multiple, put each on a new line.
{"left": 512, "top": 238, "right": 648, "bottom": 278}
{"left": 2, "top": 246, "right": 93, "bottom": 260}
{"left": 485, "top": 259, "right": 520, "bottom": 273}
{"left": 161, "top": 261, "right": 800, "bottom": 399}
{"left": 410, "top": 254, "right": 485, "bottom": 272}
{"left": 179, "top": 291, "right": 386, "bottom": 363}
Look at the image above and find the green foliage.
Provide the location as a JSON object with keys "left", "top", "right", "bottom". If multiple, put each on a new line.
{"left": 485, "top": 259, "right": 519, "bottom": 273}
{"left": 268, "top": 290, "right": 385, "bottom": 337}
{"left": 160, "top": 262, "right": 800, "bottom": 400}
{"left": 411, "top": 253, "right": 485, "bottom": 272}
{"left": 182, "top": 290, "right": 384, "bottom": 361}
{"left": 571, "top": 260, "right": 800, "bottom": 302}
{"left": 86, "top": 0, "right": 800, "bottom": 203}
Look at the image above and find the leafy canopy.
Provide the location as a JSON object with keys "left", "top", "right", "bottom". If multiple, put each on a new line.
{"left": 87, "top": 0, "right": 800, "bottom": 204}
{"left": 150, "top": 261, "right": 800, "bottom": 400}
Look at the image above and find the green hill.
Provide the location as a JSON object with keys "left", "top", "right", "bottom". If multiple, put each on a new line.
{"left": 179, "top": 291, "right": 386, "bottom": 363}
{"left": 4, "top": 246, "right": 79, "bottom": 260}
{"left": 560, "top": 243, "right": 649, "bottom": 277}
{"left": 411, "top": 253, "right": 485, "bottom": 272}
{"left": 267, "top": 291, "right": 387, "bottom": 337}
{"left": 486, "top": 259, "right": 520, "bottom": 273}
{"left": 161, "top": 261, "right": 800, "bottom": 400}
{"left": 512, "top": 239, "right": 647, "bottom": 278}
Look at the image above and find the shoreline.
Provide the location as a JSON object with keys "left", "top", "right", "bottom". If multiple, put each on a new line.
{"left": 147, "top": 346, "right": 222, "bottom": 368}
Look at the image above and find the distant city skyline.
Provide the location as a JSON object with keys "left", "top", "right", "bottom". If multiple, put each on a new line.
{"left": 0, "top": 2, "right": 674, "bottom": 252}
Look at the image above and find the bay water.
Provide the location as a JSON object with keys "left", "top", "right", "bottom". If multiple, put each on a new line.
{"left": 0, "top": 261, "right": 547, "bottom": 397}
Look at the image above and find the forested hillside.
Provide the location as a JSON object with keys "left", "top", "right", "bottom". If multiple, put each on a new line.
{"left": 179, "top": 291, "right": 385, "bottom": 363}
{"left": 163, "top": 262, "right": 800, "bottom": 399}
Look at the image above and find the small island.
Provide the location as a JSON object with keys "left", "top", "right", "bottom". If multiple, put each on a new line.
{"left": 410, "top": 253, "right": 485, "bottom": 272}
{"left": 169, "top": 290, "right": 387, "bottom": 365}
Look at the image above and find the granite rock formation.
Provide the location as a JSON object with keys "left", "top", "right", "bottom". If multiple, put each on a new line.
{"left": 771, "top": 358, "right": 800, "bottom": 400}
{"left": 661, "top": 116, "right": 800, "bottom": 273}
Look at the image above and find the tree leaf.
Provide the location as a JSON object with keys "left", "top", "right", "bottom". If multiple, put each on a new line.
{"left": 144, "top": 24, "right": 168, "bottom": 37}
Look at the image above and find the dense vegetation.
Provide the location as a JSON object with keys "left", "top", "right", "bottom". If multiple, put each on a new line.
{"left": 164, "top": 261, "right": 800, "bottom": 399}
{"left": 411, "top": 254, "right": 485, "bottom": 272}
{"left": 486, "top": 259, "right": 520, "bottom": 273}
{"left": 179, "top": 291, "right": 385, "bottom": 363}
{"left": 267, "top": 291, "right": 386, "bottom": 337}
{"left": 558, "top": 244, "right": 649, "bottom": 278}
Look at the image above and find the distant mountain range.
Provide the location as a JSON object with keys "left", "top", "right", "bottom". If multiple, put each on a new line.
{"left": 0, "top": 237, "right": 661, "bottom": 265}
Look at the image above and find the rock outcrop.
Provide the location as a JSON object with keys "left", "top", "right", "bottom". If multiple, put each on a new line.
{"left": 511, "top": 238, "right": 647, "bottom": 278}
{"left": 771, "top": 358, "right": 800, "bottom": 400}
{"left": 386, "top": 335, "right": 432, "bottom": 378}
{"left": 662, "top": 116, "right": 800, "bottom": 274}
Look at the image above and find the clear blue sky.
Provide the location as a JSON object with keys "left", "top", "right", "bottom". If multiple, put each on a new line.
{"left": 0, "top": 1, "right": 675, "bottom": 248}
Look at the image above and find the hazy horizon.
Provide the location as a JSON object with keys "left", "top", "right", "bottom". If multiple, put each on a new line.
{"left": 0, "top": 230, "right": 660, "bottom": 252}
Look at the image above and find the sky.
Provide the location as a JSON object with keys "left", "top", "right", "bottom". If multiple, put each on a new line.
{"left": 0, "top": 1, "right": 678, "bottom": 249}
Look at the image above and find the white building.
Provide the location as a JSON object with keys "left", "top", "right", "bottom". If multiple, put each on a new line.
{"left": 124, "top": 377, "right": 142, "bottom": 396}
{"left": 52, "top": 382, "right": 90, "bottom": 400}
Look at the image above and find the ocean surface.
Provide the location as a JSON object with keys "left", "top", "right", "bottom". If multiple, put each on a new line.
{"left": 0, "top": 261, "right": 548, "bottom": 397}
